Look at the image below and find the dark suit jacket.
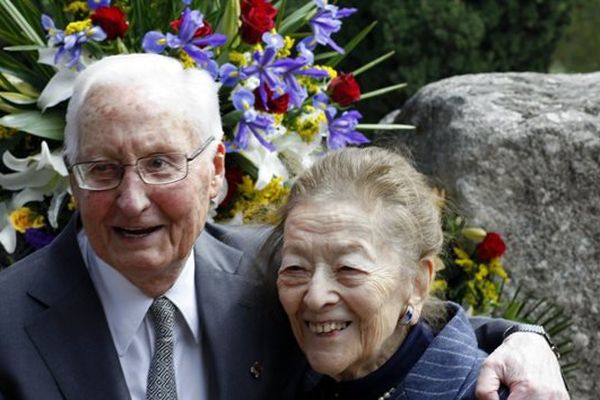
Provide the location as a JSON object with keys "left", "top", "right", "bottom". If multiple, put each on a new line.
{"left": 0, "top": 216, "right": 306, "bottom": 399}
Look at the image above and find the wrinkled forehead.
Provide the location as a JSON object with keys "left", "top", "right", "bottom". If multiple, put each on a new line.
{"left": 78, "top": 83, "right": 182, "bottom": 119}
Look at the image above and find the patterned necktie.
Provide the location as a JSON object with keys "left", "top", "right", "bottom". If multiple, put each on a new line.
{"left": 146, "top": 296, "right": 178, "bottom": 400}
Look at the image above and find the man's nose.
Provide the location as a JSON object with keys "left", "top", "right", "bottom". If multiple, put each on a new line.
{"left": 115, "top": 167, "right": 151, "bottom": 216}
{"left": 303, "top": 269, "right": 339, "bottom": 310}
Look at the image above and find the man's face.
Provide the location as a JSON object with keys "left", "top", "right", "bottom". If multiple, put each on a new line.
{"left": 71, "top": 85, "right": 224, "bottom": 289}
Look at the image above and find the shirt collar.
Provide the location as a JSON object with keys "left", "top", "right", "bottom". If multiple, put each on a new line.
{"left": 77, "top": 231, "right": 200, "bottom": 356}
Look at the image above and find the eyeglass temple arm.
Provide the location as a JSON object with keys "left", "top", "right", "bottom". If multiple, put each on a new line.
{"left": 187, "top": 136, "right": 216, "bottom": 161}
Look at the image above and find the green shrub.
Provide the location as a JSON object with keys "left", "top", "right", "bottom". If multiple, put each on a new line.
{"left": 331, "top": 0, "right": 572, "bottom": 121}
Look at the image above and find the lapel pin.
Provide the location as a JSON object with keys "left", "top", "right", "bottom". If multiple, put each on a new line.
{"left": 250, "top": 361, "right": 263, "bottom": 379}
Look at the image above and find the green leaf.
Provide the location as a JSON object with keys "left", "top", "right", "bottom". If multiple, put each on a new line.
{"left": 0, "top": 99, "right": 20, "bottom": 113}
{"left": 356, "top": 123, "right": 414, "bottom": 130}
{"left": 3, "top": 45, "right": 42, "bottom": 52}
{"left": 0, "top": 0, "right": 44, "bottom": 45}
{"left": 221, "top": 110, "right": 242, "bottom": 127}
{"left": 216, "top": 0, "right": 241, "bottom": 47}
{"left": 0, "top": 92, "right": 37, "bottom": 105}
{"left": 327, "top": 21, "right": 378, "bottom": 68}
{"left": 313, "top": 51, "right": 338, "bottom": 62}
{"left": 0, "top": 110, "right": 64, "bottom": 140}
{"left": 359, "top": 83, "right": 407, "bottom": 101}
{"left": 275, "top": 0, "right": 287, "bottom": 28}
{"left": 352, "top": 51, "right": 395, "bottom": 77}
{"left": 278, "top": 2, "right": 316, "bottom": 35}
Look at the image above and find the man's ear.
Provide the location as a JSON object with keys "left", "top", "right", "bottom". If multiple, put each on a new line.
{"left": 209, "top": 141, "right": 226, "bottom": 200}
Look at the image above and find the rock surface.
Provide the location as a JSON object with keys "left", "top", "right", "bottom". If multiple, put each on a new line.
{"left": 387, "top": 72, "right": 600, "bottom": 400}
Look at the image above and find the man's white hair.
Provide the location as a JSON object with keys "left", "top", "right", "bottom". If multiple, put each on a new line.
{"left": 64, "top": 53, "right": 223, "bottom": 164}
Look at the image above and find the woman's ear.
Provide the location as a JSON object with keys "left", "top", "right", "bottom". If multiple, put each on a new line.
{"left": 409, "top": 257, "right": 434, "bottom": 309}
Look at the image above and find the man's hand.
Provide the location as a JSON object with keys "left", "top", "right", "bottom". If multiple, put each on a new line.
{"left": 476, "top": 332, "right": 569, "bottom": 400}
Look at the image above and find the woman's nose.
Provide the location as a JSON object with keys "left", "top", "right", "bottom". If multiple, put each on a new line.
{"left": 115, "top": 167, "right": 151, "bottom": 216}
{"left": 303, "top": 270, "right": 339, "bottom": 310}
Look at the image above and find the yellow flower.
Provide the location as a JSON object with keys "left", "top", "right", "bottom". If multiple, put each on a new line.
{"left": 68, "top": 195, "right": 77, "bottom": 211}
{"left": 292, "top": 107, "right": 326, "bottom": 143}
{"left": 64, "top": 1, "right": 89, "bottom": 14}
{"left": 489, "top": 258, "right": 509, "bottom": 281}
{"left": 229, "top": 51, "right": 248, "bottom": 67}
{"left": 230, "top": 176, "right": 290, "bottom": 224}
{"left": 9, "top": 207, "right": 45, "bottom": 233}
{"left": 430, "top": 279, "right": 448, "bottom": 296}
{"left": 296, "top": 76, "right": 321, "bottom": 95}
{"left": 64, "top": 19, "right": 93, "bottom": 35}
{"left": 278, "top": 36, "right": 295, "bottom": 58}
{"left": 178, "top": 51, "right": 196, "bottom": 69}
{"left": 0, "top": 126, "right": 16, "bottom": 139}
{"left": 319, "top": 65, "right": 337, "bottom": 79}
{"left": 453, "top": 246, "right": 471, "bottom": 260}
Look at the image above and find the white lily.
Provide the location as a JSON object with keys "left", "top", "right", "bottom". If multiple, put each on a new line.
{"left": 0, "top": 141, "right": 70, "bottom": 229}
{"left": 273, "top": 131, "right": 323, "bottom": 177}
{"left": 240, "top": 135, "right": 289, "bottom": 190}
{"left": 0, "top": 201, "right": 17, "bottom": 254}
{"left": 37, "top": 47, "right": 97, "bottom": 111}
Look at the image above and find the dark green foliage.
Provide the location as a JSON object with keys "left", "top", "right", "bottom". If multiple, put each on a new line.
{"left": 330, "top": 0, "right": 572, "bottom": 121}
{"left": 551, "top": 0, "right": 600, "bottom": 72}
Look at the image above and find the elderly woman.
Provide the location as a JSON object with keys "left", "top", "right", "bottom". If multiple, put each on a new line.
{"left": 272, "top": 146, "right": 509, "bottom": 399}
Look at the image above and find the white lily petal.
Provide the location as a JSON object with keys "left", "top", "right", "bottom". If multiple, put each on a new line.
{"left": 0, "top": 168, "right": 56, "bottom": 190}
{"left": 36, "top": 141, "right": 68, "bottom": 176}
{"left": 38, "top": 47, "right": 58, "bottom": 67}
{"left": 37, "top": 68, "right": 77, "bottom": 111}
{"left": 241, "top": 136, "right": 288, "bottom": 190}
{"left": 13, "top": 187, "right": 45, "bottom": 207}
{"left": 0, "top": 202, "right": 8, "bottom": 229}
{"left": 48, "top": 190, "right": 68, "bottom": 229}
{"left": 274, "top": 133, "right": 322, "bottom": 175}
{"left": 0, "top": 224, "right": 16, "bottom": 254}
{"left": 2, "top": 149, "right": 31, "bottom": 172}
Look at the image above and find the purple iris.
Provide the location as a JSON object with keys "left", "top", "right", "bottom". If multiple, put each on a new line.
{"left": 302, "top": 0, "right": 357, "bottom": 54}
{"left": 239, "top": 43, "right": 329, "bottom": 108}
{"left": 219, "top": 63, "right": 246, "bottom": 87}
{"left": 227, "top": 89, "right": 276, "bottom": 152}
{"left": 325, "top": 107, "right": 369, "bottom": 150}
{"left": 87, "top": 0, "right": 111, "bottom": 10}
{"left": 273, "top": 56, "right": 329, "bottom": 107}
{"left": 25, "top": 228, "right": 56, "bottom": 250}
{"left": 142, "top": 7, "right": 227, "bottom": 78}
{"left": 41, "top": 14, "right": 107, "bottom": 70}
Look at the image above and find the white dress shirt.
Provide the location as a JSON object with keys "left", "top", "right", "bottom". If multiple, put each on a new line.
{"left": 77, "top": 231, "right": 209, "bottom": 400}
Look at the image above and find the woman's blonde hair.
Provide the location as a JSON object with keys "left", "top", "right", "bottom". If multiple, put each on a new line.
{"left": 268, "top": 145, "right": 446, "bottom": 324}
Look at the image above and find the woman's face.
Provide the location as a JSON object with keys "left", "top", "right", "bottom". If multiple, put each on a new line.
{"left": 277, "top": 200, "right": 419, "bottom": 381}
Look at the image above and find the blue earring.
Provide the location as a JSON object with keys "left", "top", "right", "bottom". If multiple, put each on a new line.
{"left": 400, "top": 305, "right": 414, "bottom": 325}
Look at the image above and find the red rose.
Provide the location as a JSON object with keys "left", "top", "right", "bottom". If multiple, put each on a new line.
{"left": 254, "top": 85, "right": 289, "bottom": 114}
{"left": 91, "top": 6, "right": 128, "bottom": 40}
{"left": 476, "top": 232, "right": 507, "bottom": 261}
{"left": 328, "top": 73, "right": 361, "bottom": 106}
{"left": 240, "top": 0, "right": 278, "bottom": 45}
{"left": 220, "top": 166, "right": 244, "bottom": 209}
{"left": 170, "top": 18, "right": 213, "bottom": 38}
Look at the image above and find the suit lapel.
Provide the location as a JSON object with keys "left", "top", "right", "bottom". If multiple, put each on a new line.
{"left": 194, "top": 228, "right": 285, "bottom": 400}
{"left": 24, "top": 216, "right": 130, "bottom": 400}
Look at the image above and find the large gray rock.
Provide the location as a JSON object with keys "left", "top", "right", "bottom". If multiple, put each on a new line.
{"left": 388, "top": 72, "right": 600, "bottom": 400}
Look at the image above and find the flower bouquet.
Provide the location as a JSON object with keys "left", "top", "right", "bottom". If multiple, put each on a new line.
{"left": 433, "top": 213, "right": 509, "bottom": 315}
{"left": 0, "top": 0, "right": 410, "bottom": 266}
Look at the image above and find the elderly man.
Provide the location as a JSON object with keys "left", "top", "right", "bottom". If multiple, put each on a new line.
{"left": 0, "top": 54, "right": 567, "bottom": 400}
